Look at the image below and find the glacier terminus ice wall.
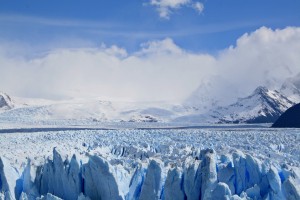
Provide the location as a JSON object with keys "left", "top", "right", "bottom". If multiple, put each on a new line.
{"left": 0, "top": 148, "right": 299, "bottom": 200}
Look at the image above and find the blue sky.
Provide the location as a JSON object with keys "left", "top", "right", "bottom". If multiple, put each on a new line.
{"left": 0, "top": 1, "right": 300, "bottom": 101}
{"left": 1, "top": 0, "right": 300, "bottom": 53}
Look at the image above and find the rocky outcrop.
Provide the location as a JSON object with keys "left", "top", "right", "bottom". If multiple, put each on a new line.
{"left": 272, "top": 103, "right": 300, "bottom": 128}
{"left": 0, "top": 92, "right": 14, "bottom": 110}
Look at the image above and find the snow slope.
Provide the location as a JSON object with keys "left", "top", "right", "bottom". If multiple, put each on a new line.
{"left": 0, "top": 97, "right": 191, "bottom": 127}
{"left": 0, "top": 128, "right": 299, "bottom": 199}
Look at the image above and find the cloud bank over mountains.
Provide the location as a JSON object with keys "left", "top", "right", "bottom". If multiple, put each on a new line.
{"left": 0, "top": 27, "right": 299, "bottom": 103}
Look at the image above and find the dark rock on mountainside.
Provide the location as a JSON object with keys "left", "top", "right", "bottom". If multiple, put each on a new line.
{"left": 0, "top": 92, "right": 14, "bottom": 110}
{"left": 272, "top": 103, "right": 300, "bottom": 128}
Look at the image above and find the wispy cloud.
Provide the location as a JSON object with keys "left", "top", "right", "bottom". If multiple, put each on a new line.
{"left": 0, "top": 13, "right": 281, "bottom": 43}
{"left": 148, "top": 0, "right": 204, "bottom": 19}
{"left": 0, "top": 14, "right": 122, "bottom": 29}
{"left": 85, "top": 19, "right": 276, "bottom": 40}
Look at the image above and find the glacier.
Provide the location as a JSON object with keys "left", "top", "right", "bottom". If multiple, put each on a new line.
{"left": 0, "top": 128, "right": 299, "bottom": 200}
{"left": 1, "top": 148, "right": 300, "bottom": 200}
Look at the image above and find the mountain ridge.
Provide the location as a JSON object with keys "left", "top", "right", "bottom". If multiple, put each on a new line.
{"left": 211, "top": 86, "right": 295, "bottom": 123}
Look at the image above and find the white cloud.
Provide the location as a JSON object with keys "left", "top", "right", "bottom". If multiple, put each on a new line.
{"left": 137, "top": 38, "right": 183, "bottom": 56}
{"left": 192, "top": 2, "right": 204, "bottom": 14}
{"left": 0, "top": 39, "right": 215, "bottom": 102}
{"left": 0, "top": 14, "right": 120, "bottom": 29}
{"left": 149, "top": 0, "right": 204, "bottom": 19}
{"left": 0, "top": 27, "right": 300, "bottom": 104}
{"left": 215, "top": 26, "right": 300, "bottom": 102}
{"left": 102, "top": 45, "right": 128, "bottom": 58}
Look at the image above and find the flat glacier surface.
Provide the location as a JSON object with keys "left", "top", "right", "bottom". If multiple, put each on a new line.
{"left": 0, "top": 128, "right": 299, "bottom": 167}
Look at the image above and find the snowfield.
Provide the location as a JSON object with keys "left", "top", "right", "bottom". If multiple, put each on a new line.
{"left": 0, "top": 127, "right": 300, "bottom": 200}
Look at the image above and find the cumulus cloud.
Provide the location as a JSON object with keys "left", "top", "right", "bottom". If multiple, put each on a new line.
{"left": 0, "top": 27, "right": 300, "bottom": 104}
{"left": 149, "top": 0, "right": 204, "bottom": 19}
{"left": 215, "top": 26, "right": 300, "bottom": 103}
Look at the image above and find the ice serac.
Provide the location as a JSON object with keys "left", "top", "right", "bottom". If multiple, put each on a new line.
{"left": 0, "top": 157, "right": 19, "bottom": 200}
{"left": 18, "top": 160, "right": 39, "bottom": 199}
{"left": 245, "top": 154, "right": 262, "bottom": 189}
{"left": 139, "top": 160, "right": 163, "bottom": 200}
{"left": 232, "top": 152, "right": 248, "bottom": 195}
{"left": 267, "top": 166, "right": 284, "bottom": 199}
{"left": 200, "top": 149, "right": 217, "bottom": 200}
{"left": 1, "top": 148, "right": 300, "bottom": 200}
{"left": 232, "top": 151, "right": 267, "bottom": 199}
{"left": 126, "top": 166, "right": 146, "bottom": 200}
{"left": 164, "top": 168, "right": 185, "bottom": 200}
{"left": 183, "top": 161, "right": 201, "bottom": 200}
{"left": 211, "top": 182, "right": 231, "bottom": 200}
{"left": 245, "top": 184, "right": 260, "bottom": 199}
{"left": 217, "top": 155, "right": 235, "bottom": 194}
{"left": 282, "top": 177, "right": 300, "bottom": 200}
{"left": 82, "top": 155, "right": 122, "bottom": 200}
{"left": 35, "top": 148, "right": 81, "bottom": 200}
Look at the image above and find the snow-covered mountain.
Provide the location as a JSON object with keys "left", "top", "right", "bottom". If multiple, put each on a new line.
{"left": 0, "top": 92, "right": 14, "bottom": 110}
{"left": 280, "top": 73, "right": 300, "bottom": 103}
{"left": 183, "top": 76, "right": 237, "bottom": 113}
{"left": 211, "top": 86, "right": 295, "bottom": 123}
{"left": 184, "top": 80, "right": 219, "bottom": 113}
{"left": 175, "top": 86, "right": 295, "bottom": 124}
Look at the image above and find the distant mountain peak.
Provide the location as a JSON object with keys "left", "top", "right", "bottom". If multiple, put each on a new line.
{"left": 253, "top": 86, "right": 269, "bottom": 94}
{"left": 0, "top": 92, "right": 14, "bottom": 110}
{"left": 210, "top": 86, "right": 295, "bottom": 123}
